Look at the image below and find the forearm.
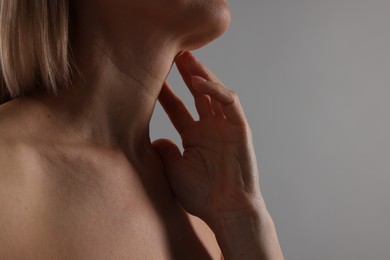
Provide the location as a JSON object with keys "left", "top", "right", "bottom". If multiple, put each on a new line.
{"left": 209, "top": 205, "right": 284, "bottom": 260}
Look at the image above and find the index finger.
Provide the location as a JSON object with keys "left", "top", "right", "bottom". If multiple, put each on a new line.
{"left": 176, "top": 51, "right": 222, "bottom": 84}
{"left": 158, "top": 81, "right": 195, "bottom": 134}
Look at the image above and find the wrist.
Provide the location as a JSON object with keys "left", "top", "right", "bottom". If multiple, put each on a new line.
{"left": 206, "top": 204, "right": 280, "bottom": 260}
{"left": 205, "top": 195, "right": 269, "bottom": 230}
{"left": 207, "top": 203, "right": 271, "bottom": 233}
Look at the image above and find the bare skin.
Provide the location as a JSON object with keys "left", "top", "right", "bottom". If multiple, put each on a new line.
{"left": 0, "top": 0, "right": 230, "bottom": 257}
{"left": 0, "top": 0, "right": 284, "bottom": 259}
{"left": 154, "top": 52, "right": 284, "bottom": 259}
{"left": 0, "top": 136, "right": 220, "bottom": 259}
{"left": 0, "top": 51, "right": 284, "bottom": 259}
{"left": 0, "top": 126, "right": 221, "bottom": 259}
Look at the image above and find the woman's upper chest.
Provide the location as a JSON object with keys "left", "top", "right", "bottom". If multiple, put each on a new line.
{"left": 0, "top": 141, "right": 218, "bottom": 259}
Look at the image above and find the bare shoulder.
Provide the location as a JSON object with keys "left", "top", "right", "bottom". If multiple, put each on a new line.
{"left": 0, "top": 135, "right": 29, "bottom": 257}
{"left": 0, "top": 133, "right": 23, "bottom": 180}
{"left": 0, "top": 101, "right": 37, "bottom": 256}
{"left": 0, "top": 100, "right": 36, "bottom": 178}
{"left": 0, "top": 115, "right": 28, "bottom": 179}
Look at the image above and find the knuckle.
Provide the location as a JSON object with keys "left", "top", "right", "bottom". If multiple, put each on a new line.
{"left": 209, "top": 82, "right": 222, "bottom": 94}
{"left": 230, "top": 90, "right": 238, "bottom": 99}
{"left": 229, "top": 90, "right": 239, "bottom": 102}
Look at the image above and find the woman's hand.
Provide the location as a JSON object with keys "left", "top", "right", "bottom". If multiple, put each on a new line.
{"left": 153, "top": 51, "right": 265, "bottom": 224}
{"left": 153, "top": 51, "right": 285, "bottom": 260}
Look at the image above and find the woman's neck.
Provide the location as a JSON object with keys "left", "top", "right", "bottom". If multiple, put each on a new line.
{"left": 20, "top": 17, "right": 183, "bottom": 159}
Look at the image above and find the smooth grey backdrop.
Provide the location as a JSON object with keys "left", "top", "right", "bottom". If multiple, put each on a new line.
{"left": 151, "top": 1, "right": 390, "bottom": 259}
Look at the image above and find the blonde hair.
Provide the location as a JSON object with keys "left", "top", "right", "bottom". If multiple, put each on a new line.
{"left": 0, "top": 0, "right": 70, "bottom": 104}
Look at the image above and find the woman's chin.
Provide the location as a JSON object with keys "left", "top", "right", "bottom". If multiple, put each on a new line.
{"left": 181, "top": 3, "right": 231, "bottom": 51}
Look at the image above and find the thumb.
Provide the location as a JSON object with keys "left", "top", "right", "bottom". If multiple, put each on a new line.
{"left": 152, "top": 139, "right": 183, "bottom": 174}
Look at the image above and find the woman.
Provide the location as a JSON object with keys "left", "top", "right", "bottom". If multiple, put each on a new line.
{"left": 0, "top": 0, "right": 284, "bottom": 259}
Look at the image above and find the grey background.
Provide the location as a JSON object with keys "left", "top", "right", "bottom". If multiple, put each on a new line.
{"left": 150, "top": 0, "right": 390, "bottom": 259}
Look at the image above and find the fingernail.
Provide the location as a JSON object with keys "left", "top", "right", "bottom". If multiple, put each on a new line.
{"left": 191, "top": 75, "right": 207, "bottom": 83}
